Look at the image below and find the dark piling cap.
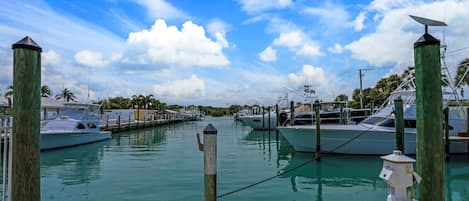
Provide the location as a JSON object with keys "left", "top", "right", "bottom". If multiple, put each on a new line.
{"left": 414, "top": 33, "right": 440, "bottom": 48}
{"left": 204, "top": 123, "right": 217, "bottom": 135}
{"left": 12, "top": 36, "right": 42, "bottom": 52}
{"left": 394, "top": 96, "right": 403, "bottom": 102}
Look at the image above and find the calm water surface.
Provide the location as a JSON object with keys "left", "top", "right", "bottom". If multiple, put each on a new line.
{"left": 7, "top": 117, "right": 469, "bottom": 200}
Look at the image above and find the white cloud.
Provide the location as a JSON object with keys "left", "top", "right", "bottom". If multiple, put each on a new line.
{"left": 258, "top": 46, "right": 277, "bottom": 62}
{"left": 301, "top": 3, "right": 350, "bottom": 29}
{"left": 273, "top": 31, "right": 322, "bottom": 57}
{"left": 74, "top": 50, "right": 109, "bottom": 68}
{"left": 238, "top": 0, "right": 292, "bottom": 13}
{"left": 153, "top": 75, "right": 205, "bottom": 97}
{"left": 206, "top": 19, "right": 230, "bottom": 48}
{"left": 288, "top": 65, "right": 326, "bottom": 87}
{"left": 132, "top": 0, "right": 187, "bottom": 20}
{"left": 354, "top": 12, "right": 367, "bottom": 31}
{"left": 328, "top": 43, "right": 344, "bottom": 54}
{"left": 42, "top": 50, "right": 60, "bottom": 67}
{"left": 346, "top": 0, "right": 469, "bottom": 67}
{"left": 117, "top": 19, "right": 230, "bottom": 68}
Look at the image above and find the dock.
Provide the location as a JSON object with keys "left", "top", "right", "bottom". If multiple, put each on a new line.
{"left": 100, "top": 118, "right": 185, "bottom": 133}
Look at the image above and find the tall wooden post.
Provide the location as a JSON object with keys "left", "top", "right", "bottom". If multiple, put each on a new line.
{"left": 262, "top": 107, "right": 265, "bottom": 130}
{"left": 275, "top": 104, "right": 279, "bottom": 141}
{"left": 290, "top": 101, "right": 294, "bottom": 126}
{"left": 314, "top": 103, "right": 321, "bottom": 161}
{"left": 370, "top": 102, "right": 374, "bottom": 115}
{"left": 339, "top": 103, "right": 344, "bottom": 124}
{"left": 394, "top": 97, "right": 404, "bottom": 153}
{"left": 203, "top": 124, "right": 217, "bottom": 201}
{"left": 466, "top": 108, "right": 469, "bottom": 156}
{"left": 444, "top": 108, "right": 450, "bottom": 160}
{"left": 414, "top": 25, "right": 445, "bottom": 201}
{"left": 12, "top": 36, "right": 42, "bottom": 201}
{"left": 268, "top": 107, "right": 271, "bottom": 131}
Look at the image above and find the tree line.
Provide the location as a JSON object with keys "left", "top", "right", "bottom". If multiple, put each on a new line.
{"left": 334, "top": 58, "right": 469, "bottom": 108}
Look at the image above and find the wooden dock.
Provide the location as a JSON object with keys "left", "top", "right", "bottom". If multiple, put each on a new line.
{"left": 100, "top": 118, "right": 185, "bottom": 133}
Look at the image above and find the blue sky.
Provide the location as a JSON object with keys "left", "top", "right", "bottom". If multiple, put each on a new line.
{"left": 1, "top": 0, "right": 469, "bottom": 106}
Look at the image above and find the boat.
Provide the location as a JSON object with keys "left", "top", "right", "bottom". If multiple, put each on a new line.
{"left": 278, "top": 70, "right": 469, "bottom": 155}
{"left": 40, "top": 102, "right": 111, "bottom": 150}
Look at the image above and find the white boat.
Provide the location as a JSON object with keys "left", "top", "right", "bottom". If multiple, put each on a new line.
{"left": 239, "top": 112, "right": 278, "bottom": 130}
{"left": 40, "top": 102, "right": 111, "bottom": 150}
{"left": 278, "top": 71, "right": 469, "bottom": 155}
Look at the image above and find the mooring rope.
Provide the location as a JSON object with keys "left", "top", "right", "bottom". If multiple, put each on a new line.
{"left": 218, "top": 113, "right": 395, "bottom": 198}
{"left": 217, "top": 158, "right": 314, "bottom": 199}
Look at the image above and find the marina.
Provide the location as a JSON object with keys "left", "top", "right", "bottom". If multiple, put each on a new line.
{"left": 1, "top": 117, "right": 468, "bottom": 200}
{"left": 2, "top": 0, "right": 469, "bottom": 200}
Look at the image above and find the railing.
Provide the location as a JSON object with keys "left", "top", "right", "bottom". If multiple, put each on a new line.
{"left": 1, "top": 115, "right": 12, "bottom": 201}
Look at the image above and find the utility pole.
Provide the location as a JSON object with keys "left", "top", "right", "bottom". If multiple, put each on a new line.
{"left": 358, "top": 68, "right": 372, "bottom": 109}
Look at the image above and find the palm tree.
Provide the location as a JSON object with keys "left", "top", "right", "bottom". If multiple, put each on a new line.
{"left": 454, "top": 58, "right": 469, "bottom": 87}
{"left": 41, "top": 85, "right": 52, "bottom": 97}
{"left": 5, "top": 85, "right": 13, "bottom": 108}
{"left": 144, "top": 94, "right": 154, "bottom": 109}
{"left": 55, "top": 88, "right": 76, "bottom": 102}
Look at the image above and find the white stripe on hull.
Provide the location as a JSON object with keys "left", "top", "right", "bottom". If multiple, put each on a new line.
{"left": 278, "top": 126, "right": 468, "bottom": 155}
{"left": 41, "top": 132, "right": 111, "bottom": 150}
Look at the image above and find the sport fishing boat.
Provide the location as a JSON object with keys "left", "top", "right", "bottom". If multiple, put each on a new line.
{"left": 40, "top": 102, "right": 111, "bottom": 150}
{"left": 278, "top": 70, "right": 469, "bottom": 155}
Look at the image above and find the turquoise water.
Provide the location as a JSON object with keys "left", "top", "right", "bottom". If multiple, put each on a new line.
{"left": 3, "top": 117, "right": 469, "bottom": 200}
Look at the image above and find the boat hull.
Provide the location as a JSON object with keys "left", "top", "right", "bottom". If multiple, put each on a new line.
{"left": 239, "top": 114, "right": 277, "bottom": 130}
{"left": 41, "top": 131, "right": 112, "bottom": 150}
{"left": 278, "top": 125, "right": 468, "bottom": 155}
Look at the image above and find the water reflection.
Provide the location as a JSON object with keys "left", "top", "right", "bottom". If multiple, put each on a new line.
{"left": 41, "top": 140, "right": 110, "bottom": 185}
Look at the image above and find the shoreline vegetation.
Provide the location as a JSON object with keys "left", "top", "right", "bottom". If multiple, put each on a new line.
{"left": 2, "top": 59, "right": 468, "bottom": 116}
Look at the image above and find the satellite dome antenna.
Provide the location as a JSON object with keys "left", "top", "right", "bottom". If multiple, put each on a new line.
{"left": 409, "top": 15, "right": 447, "bottom": 47}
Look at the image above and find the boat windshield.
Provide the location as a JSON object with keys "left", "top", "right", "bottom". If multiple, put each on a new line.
{"left": 361, "top": 116, "right": 417, "bottom": 128}
{"left": 59, "top": 108, "right": 86, "bottom": 120}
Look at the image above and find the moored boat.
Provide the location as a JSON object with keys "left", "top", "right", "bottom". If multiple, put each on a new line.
{"left": 40, "top": 102, "right": 111, "bottom": 150}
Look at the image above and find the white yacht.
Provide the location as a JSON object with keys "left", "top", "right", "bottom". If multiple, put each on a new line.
{"left": 40, "top": 102, "right": 111, "bottom": 150}
{"left": 239, "top": 111, "right": 278, "bottom": 130}
{"left": 278, "top": 72, "right": 469, "bottom": 155}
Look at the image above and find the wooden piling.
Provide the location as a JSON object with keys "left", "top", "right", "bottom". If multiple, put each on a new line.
{"left": 339, "top": 103, "right": 344, "bottom": 124}
{"left": 467, "top": 108, "right": 469, "bottom": 157}
{"left": 290, "top": 101, "right": 294, "bottom": 126}
{"left": 118, "top": 115, "right": 121, "bottom": 129}
{"left": 268, "top": 107, "right": 271, "bottom": 131}
{"left": 414, "top": 30, "right": 445, "bottom": 201}
{"left": 314, "top": 103, "right": 321, "bottom": 161}
{"left": 394, "top": 97, "right": 404, "bottom": 153}
{"left": 262, "top": 107, "right": 265, "bottom": 130}
{"left": 275, "top": 104, "right": 279, "bottom": 140}
{"left": 12, "top": 36, "right": 42, "bottom": 201}
{"left": 444, "top": 108, "right": 450, "bottom": 160}
{"left": 203, "top": 124, "right": 217, "bottom": 201}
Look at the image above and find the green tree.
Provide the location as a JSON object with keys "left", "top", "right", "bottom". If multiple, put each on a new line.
{"left": 454, "top": 58, "right": 469, "bottom": 87}
{"left": 41, "top": 85, "right": 52, "bottom": 97}
{"left": 55, "top": 88, "right": 77, "bottom": 102}
{"left": 334, "top": 94, "right": 348, "bottom": 102}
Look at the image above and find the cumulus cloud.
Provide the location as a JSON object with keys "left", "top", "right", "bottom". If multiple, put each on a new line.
{"left": 42, "top": 50, "right": 60, "bottom": 67}
{"left": 132, "top": 0, "right": 187, "bottom": 20}
{"left": 273, "top": 30, "right": 322, "bottom": 57}
{"left": 258, "top": 46, "right": 277, "bottom": 62}
{"left": 206, "top": 19, "right": 230, "bottom": 48}
{"left": 238, "top": 0, "right": 292, "bottom": 13}
{"left": 354, "top": 12, "right": 367, "bottom": 31}
{"left": 288, "top": 64, "right": 326, "bottom": 87}
{"left": 74, "top": 50, "right": 109, "bottom": 68}
{"left": 117, "top": 19, "right": 230, "bottom": 68}
{"left": 328, "top": 43, "right": 344, "bottom": 54}
{"left": 346, "top": 0, "right": 469, "bottom": 67}
{"left": 153, "top": 75, "right": 205, "bottom": 97}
